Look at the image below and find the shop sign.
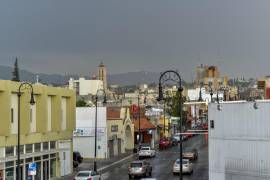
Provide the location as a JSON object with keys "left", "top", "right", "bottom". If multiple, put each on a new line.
{"left": 28, "top": 162, "right": 37, "bottom": 176}
{"left": 73, "top": 127, "right": 105, "bottom": 136}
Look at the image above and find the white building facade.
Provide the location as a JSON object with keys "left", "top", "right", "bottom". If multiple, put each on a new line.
{"left": 188, "top": 87, "right": 224, "bottom": 102}
{"left": 209, "top": 101, "right": 270, "bottom": 180}
{"left": 73, "top": 107, "right": 108, "bottom": 159}
{"left": 69, "top": 77, "right": 104, "bottom": 96}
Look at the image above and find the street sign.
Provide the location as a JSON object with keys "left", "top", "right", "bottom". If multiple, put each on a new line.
{"left": 28, "top": 162, "right": 37, "bottom": 176}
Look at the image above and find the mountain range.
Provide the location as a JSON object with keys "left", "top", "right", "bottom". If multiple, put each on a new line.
{"left": 0, "top": 65, "right": 161, "bottom": 86}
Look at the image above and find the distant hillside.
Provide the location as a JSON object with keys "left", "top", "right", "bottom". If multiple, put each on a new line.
{"left": 0, "top": 65, "right": 76, "bottom": 85}
{"left": 0, "top": 66, "right": 160, "bottom": 86}
{"left": 108, "top": 71, "right": 160, "bottom": 85}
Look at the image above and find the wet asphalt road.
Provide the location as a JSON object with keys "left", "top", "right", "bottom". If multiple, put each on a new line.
{"left": 101, "top": 135, "right": 208, "bottom": 180}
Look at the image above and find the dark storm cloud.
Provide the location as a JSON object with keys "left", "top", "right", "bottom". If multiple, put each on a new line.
{"left": 1, "top": 0, "right": 270, "bottom": 80}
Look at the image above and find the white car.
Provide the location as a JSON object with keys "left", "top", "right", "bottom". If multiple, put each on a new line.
{"left": 74, "top": 171, "right": 101, "bottom": 180}
{"left": 139, "top": 146, "right": 156, "bottom": 159}
{"left": 173, "top": 159, "right": 193, "bottom": 175}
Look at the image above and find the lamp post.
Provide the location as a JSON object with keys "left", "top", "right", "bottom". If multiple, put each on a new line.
{"left": 163, "top": 100, "right": 166, "bottom": 137}
{"left": 94, "top": 89, "right": 106, "bottom": 172}
{"left": 157, "top": 70, "right": 183, "bottom": 180}
{"left": 198, "top": 82, "right": 203, "bottom": 102}
{"left": 17, "top": 82, "right": 35, "bottom": 180}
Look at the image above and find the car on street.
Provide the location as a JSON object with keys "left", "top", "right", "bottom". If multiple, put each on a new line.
{"left": 73, "top": 171, "right": 101, "bottom": 180}
{"left": 170, "top": 137, "right": 178, "bottom": 146}
{"left": 182, "top": 148, "right": 198, "bottom": 160}
{"left": 173, "top": 159, "right": 193, "bottom": 175}
{"left": 139, "top": 146, "right": 156, "bottom": 159}
{"left": 202, "top": 123, "right": 208, "bottom": 130}
{"left": 172, "top": 133, "right": 188, "bottom": 142}
{"left": 128, "top": 160, "right": 152, "bottom": 179}
{"left": 184, "top": 131, "right": 193, "bottom": 138}
{"left": 159, "top": 138, "right": 172, "bottom": 150}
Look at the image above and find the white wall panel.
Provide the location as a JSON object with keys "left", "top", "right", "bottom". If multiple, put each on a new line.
{"left": 209, "top": 101, "right": 270, "bottom": 180}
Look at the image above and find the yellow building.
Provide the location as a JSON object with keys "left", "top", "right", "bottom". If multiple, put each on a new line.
{"left": 107, "top": 107, "right": 134, "bottom": 157}
{"left": 0, "top": 80, "right": 75, "bottom": 180}
{"left": 159, "top": 115, "right": 171, "bottom": 138}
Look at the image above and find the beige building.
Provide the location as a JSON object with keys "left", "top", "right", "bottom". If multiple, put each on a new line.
{"left": 98, "top": 62, "right": 108, "bottom": 90}
{"left": 195, "top": 64, "right": 228, "bottom": 91}
{"left": 107, "top": 107, "right": 134, "bottom": 157}
{"left": 0, "top": 80, "right": 75, "bottom": 180}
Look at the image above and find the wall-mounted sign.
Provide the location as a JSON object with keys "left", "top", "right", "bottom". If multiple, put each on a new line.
{"left": 73, "top": 127, "right": 105, "bottom": 137}
{"left": 111, "top": 125, "right": 118, "bottom": 132}
{"left": 28, "top": 162, "right": 37, "bottom": 176}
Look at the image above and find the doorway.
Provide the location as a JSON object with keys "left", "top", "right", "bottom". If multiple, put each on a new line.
{"left": 43, "top": 161, "right": 49, "bottom": 180}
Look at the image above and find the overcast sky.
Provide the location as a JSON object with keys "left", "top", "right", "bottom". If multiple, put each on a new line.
{"left": 1, "top": 0, "right": 270, "bottom": 81}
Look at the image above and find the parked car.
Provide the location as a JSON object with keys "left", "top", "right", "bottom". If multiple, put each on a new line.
{"left": 202, "top": 123, "right": 208, "bottom": 130}
{"left": 172, "top": 133, "right": 188, "bottom": 142}
{"left": 182, "top": 148, "right": 198, "bottom": 160}
{"left": 73, "top": 171, "right": 101, "bottom": 180}
{"left": 159, "top": 138, "right": 172, "bottom": 150}
{"left": 128, "top": 160, "right": 152, "bottom": 179}
{"left": 170, "top": 137, "right": 178, "bottom": 146}
{"left": 173, "top": 159, "right": 193, "bottom": 175}
{"left": 73, "top": 151, "right": 83, "bottom": 164}
{"left": 184, "top": 131, "right": 193, "bottom": 138}
{"left": 139, "top": 146, "right": 156, "bottom": 159}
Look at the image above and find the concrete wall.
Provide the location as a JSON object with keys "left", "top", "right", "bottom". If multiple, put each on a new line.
{"left": 69, "top": 77, "right": 104, "bottom": 96}
{"left": 74, "top": 107, "right": 108, "bottom": 159}
{"left": 209, "top": 100, "right": 270, "bottom": 180}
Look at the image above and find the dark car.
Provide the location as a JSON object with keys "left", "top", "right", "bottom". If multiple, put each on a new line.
{"left": 73, "top": 151, "right": 83, "bottom": 164}
{"left": 170, "top": 137, "right": 178, "bottom": 146}
{"left": 182, "top": 148, "right": 198, "bottom": 160}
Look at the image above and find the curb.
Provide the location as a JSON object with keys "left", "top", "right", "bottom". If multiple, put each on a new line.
{"left": 98, "top": 153, "right": 136, "bottom": 172}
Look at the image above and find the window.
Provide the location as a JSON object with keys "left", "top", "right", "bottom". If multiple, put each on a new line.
{"left": 50, "top": 153, "right": 56, "bottom": 158}
{"left": 50, "top": 159, "right": 56, "bottom": 178}
{"left": 111, "top": 125, "right": 118, "bottom": 132}
{"left": 34, "top": 156, "right": 41, "bottom": 161}
{"left": 47, "top": 96, "right": 52, "bottom": 131}
{"left": 19, "top": 145, "right": 24, "bottom": 154}
{"left": 61, "top": 97, "right": 67, "bottom": 130}
{"left": 30, "top": 109, "right": 32, "bottom": 123}
{"left": 43, "top": 142, "right": 49, "bottom": 151}
{"left": 5, "top": 167, "right": 14, "bottom": 179}
{"left": 34, "top": 143, "right": 41, "bottom": 152}
{"left": 5, "top": 161, "right": 14, "bottom": 167}
{"left": 11, "top": 108, "right": 14, "bottom": 123}
{"left": 26, "top": 158, "right": 33, "bottom": 163}
{"left": 50, "top": 141, "right": 56, "bottom": 150}
{"left": 43, "top": 155, "right": 49, "bottom": 160}
{"left": 210, "top": 120, "right": 214, "bottom": 129}
{"left": 5, "top": 147, "right": 14, "bottom": 157}
{"left": 26, "top": 144, "right": 33, "bottom": 154}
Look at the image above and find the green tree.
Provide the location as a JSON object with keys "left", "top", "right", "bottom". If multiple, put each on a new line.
{"left": 166, "top": 92, "right": 187, "bottom": 126}
{"left": 12, "top": 57, "right": 20, "bottom": 82}
{"left": 76, "top": 99, "right": 88, "bottom": 107}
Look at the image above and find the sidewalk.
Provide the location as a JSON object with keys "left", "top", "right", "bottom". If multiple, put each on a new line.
{"left": 57, "top": 150, "right": 135, "bottom": 180}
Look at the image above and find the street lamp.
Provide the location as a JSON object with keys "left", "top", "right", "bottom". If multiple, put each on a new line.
{"left": 198, "top": 82, "right": 203, "bottom": 102}
{"left": 94, "top": 89, "right": 107, "bottom": 172}
{"left": 17, "top": 82, "right": 35, "bottom": 180}
{"left": 157, "top": 70, "right": 183, "bottom": 180}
